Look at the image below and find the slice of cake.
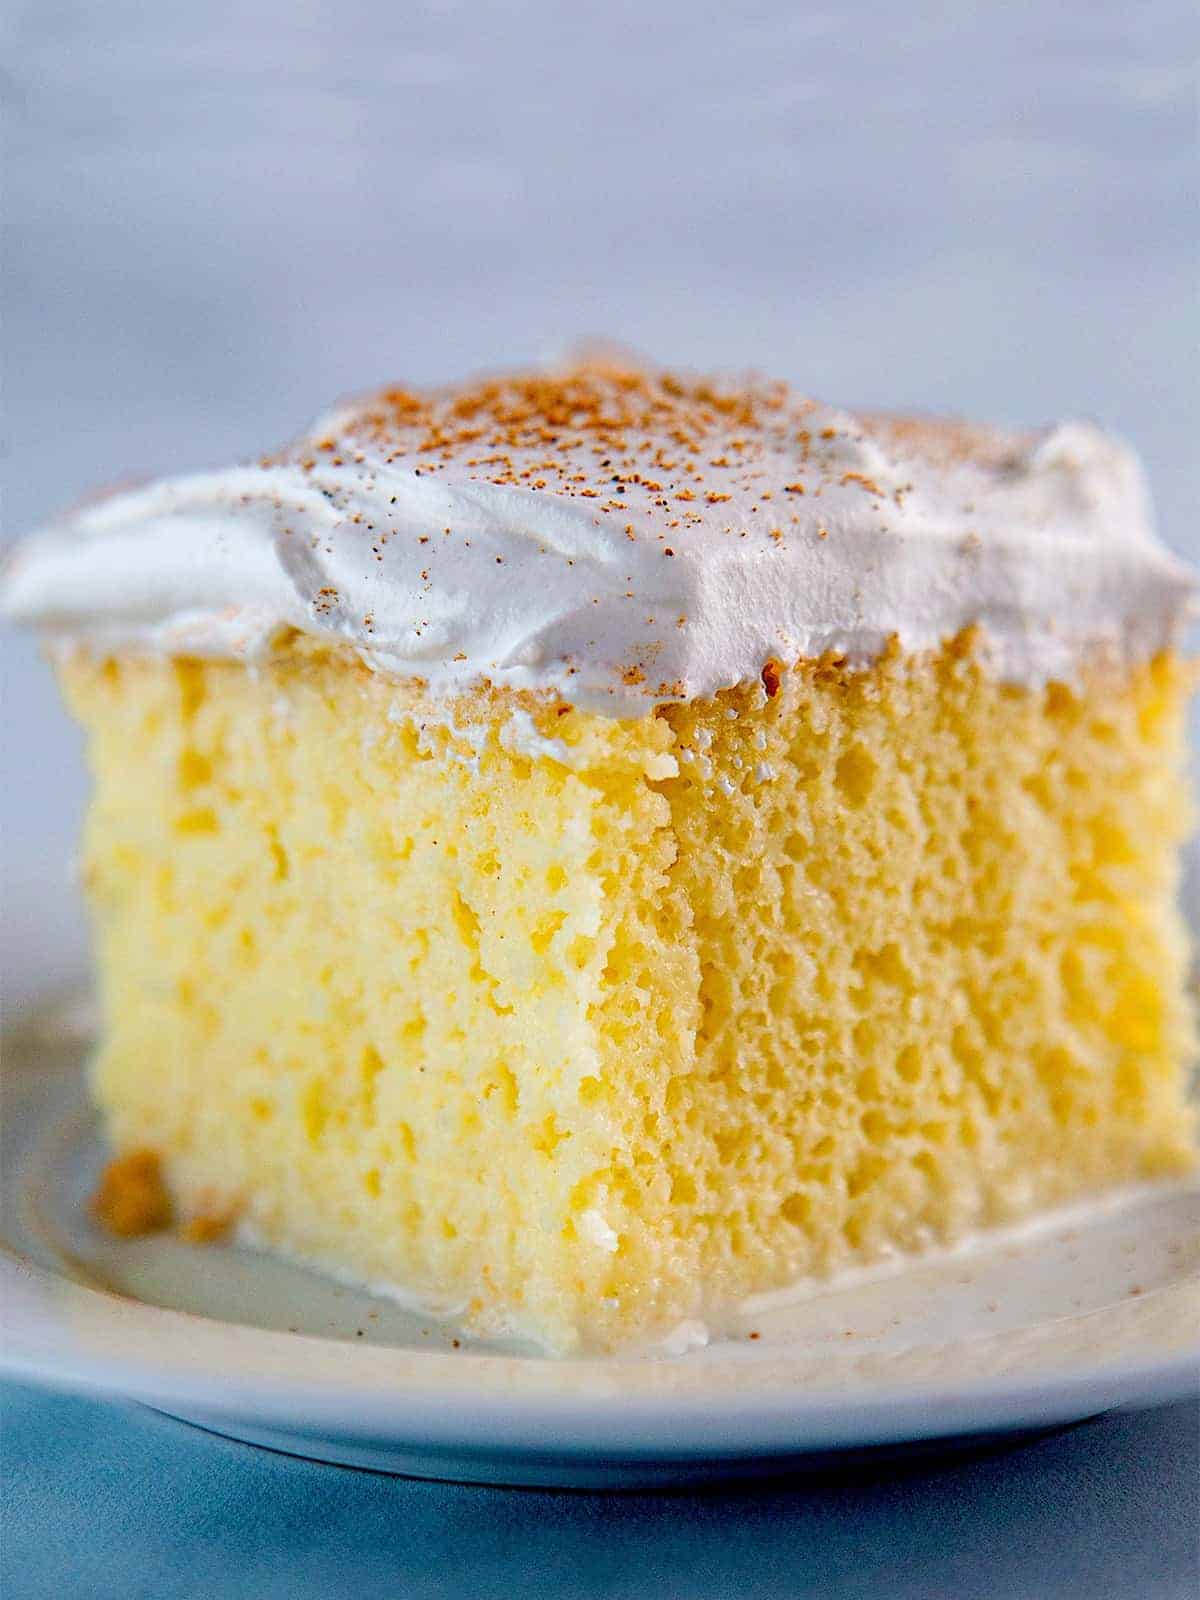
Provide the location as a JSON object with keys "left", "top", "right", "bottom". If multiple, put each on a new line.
{"left": 4, "top": 361, "right": 1196, "bottom": 1354}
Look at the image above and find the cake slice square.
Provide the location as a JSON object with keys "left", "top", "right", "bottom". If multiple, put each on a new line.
{"left": 6, "top": 363, "right": 1196, "bottom": 1352}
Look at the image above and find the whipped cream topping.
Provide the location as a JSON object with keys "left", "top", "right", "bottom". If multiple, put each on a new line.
{"left": 3, "top": 362, "right": 1193, "bottom": 714}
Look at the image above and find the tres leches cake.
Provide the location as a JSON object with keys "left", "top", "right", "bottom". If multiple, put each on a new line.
{"left": 4, "top": 360, "right": 1197, "bottom": 1355}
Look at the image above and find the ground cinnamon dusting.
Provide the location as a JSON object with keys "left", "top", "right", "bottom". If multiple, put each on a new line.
{"left": 250, "top": 360, "right": 1025, "bottom": 704}
{"left": 272, "top": 362, "right": 897, "bottom": 553}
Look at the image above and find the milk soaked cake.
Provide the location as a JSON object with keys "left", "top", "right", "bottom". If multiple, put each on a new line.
{"left": 4, "top": 360, "right": 1196, "bottom": 1354}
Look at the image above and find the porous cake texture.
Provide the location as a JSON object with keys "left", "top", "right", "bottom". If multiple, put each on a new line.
{"left": 60, "top": 632, "right": 1194, "bottom": 1352}
{"left": 6, "top": 361, "right": 1196, "bottom": 1354}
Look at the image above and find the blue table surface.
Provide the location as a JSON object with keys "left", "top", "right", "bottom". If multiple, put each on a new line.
{"left": 2, "top": 1380, "right": 1197, "bottom": 1600}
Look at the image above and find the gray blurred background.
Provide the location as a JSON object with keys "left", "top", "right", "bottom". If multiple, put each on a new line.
{"left": 3, "top": 0, "right": 1198, "bottom": 1008}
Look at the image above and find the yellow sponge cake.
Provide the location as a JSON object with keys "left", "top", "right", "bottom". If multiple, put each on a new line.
{"left": 5, "top": 362, "right": 1196, "bottom": 1353}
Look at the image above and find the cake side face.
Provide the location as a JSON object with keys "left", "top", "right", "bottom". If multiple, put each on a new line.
{"left": 59, "top": 636, "right": 1196, "bottom": 1352}
{"left": 646, "top": 643, "right": 1196, "bottom": 1308}
{"left": 62, "top": 639, "right": 692, "bottom": 1352}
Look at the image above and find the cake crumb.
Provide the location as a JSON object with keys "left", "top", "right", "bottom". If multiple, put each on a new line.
{"left": 179, "top": 1212, "right": 234, "bottom": 1245}
{"left": 90, "top": 1149, "right": 173, "bottom": 1237}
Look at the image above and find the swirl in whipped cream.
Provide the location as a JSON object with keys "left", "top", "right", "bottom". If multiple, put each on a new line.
{"left": 2, "top": 363, "right": 1193, "bottom": 714}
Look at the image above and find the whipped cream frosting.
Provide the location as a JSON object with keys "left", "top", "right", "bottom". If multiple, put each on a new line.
{"left": 3, "top": 361, "right": 1193, "bottom": 715}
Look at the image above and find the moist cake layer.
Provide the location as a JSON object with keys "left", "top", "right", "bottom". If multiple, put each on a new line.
{"left": 3, "top": 362, "right": 1193, "bottom": 710}
{"left": 57, "top": 635, "right": 1195, "bottom": 1353}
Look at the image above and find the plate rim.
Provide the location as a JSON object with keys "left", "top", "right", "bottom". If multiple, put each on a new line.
{"left": 3, "top": 1244, "right": 1197, "bottom": 1459}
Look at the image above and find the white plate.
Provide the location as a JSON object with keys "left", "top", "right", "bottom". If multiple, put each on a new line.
{"left": 2, "top": 1002, "right": 1198, "bottom": 1487}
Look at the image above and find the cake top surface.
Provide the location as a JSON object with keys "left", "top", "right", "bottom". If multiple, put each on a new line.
{"left": 3, "top": 358, "right": 1193, "bottom": 713}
